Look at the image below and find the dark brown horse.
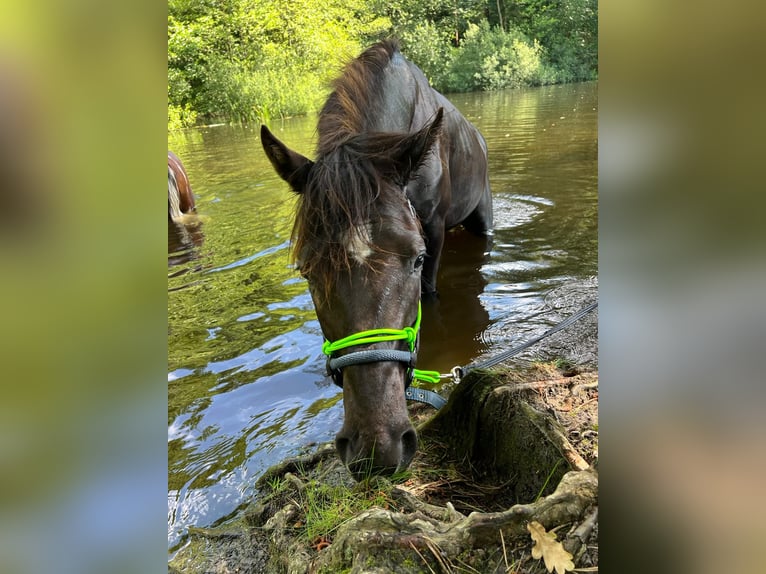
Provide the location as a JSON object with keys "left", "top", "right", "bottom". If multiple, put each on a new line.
{"left": 168, "top": 151, "right": 195, "bottom": 221}
{"left": 261, "top": 40, "right": 492, "bottom": 479}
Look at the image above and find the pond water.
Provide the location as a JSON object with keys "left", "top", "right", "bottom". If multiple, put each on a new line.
{"left": 168, "top": 81, "right": 597, "bottom": 552}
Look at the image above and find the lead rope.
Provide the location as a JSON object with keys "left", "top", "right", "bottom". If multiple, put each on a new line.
{"left": 450, "top": 301, "right": 599, "bottom": 382}
{"left": 323, "top": 300, "right": 598, "bottom": 410}
{"left": 410, "top": 300, "right": 599, "bottom": 409}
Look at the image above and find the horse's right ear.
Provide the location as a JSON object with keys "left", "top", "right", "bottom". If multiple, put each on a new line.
{"left": 390, "top": 107, "right": 444, "bottom": 184}
{"left": 260, "top": 125, "right": 313, "bottom": 193}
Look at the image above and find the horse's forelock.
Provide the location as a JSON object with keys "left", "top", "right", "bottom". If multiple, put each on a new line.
{"left": 291, "top": 145, "right": 383, "bottom": 293}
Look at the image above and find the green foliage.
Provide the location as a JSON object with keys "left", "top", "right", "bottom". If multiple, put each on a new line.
{"left": 444, "top": 20, "right": 546, "bottom": 92}
{"left": 389, "top": 0, "right": 597, "bottom": 92}
{"left": 167, "top": 0, "right": 597, "bottom": 127}
{"left": 376, "top": 0, "right": 485, "bottom": 44}
{"left": 399, "top": 21, "right": 453, "bottom": 87}
{"left": 499, "top": 0, "right": 598, "bottom": 82}
{"left": 168, "top": 0, "right": 390, "bottom": 126}
{"left": 168, "top": 103, "right": 198, "bottom": 130}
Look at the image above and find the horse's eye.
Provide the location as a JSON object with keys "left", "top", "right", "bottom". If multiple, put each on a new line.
{"left": 414, "top": 253, "right": 425, "bottom": 270}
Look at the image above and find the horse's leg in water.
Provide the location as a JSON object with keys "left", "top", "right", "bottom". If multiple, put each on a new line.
{"left": 420, "top": 218, "right": 445, "bottom": 299}
{"left": 461, "top": 181, "right": 493, "bottom": 236}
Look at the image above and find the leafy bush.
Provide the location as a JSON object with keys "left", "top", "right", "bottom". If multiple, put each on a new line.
{"left": 547, "top": 40, "right": 597, "bottom": 83}
{"left": 399, "top": 21, "right": 454, "bottom": 87}
{"left": 442, "top": 21, "right": 546, "bottom": 92}
{"left": 168, "top": 104, "right": 198, "bottom": 131}
{"left": 168, "top": 0, "right": 391, "bottom": 127}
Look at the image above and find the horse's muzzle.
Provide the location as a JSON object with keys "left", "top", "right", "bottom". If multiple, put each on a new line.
{"left": 335, "top": 424, "right": 417, "bottom": 480}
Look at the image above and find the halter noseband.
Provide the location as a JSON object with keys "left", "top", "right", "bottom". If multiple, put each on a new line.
{"left": 322, "top": 302, "right": 439, "bottom": 388}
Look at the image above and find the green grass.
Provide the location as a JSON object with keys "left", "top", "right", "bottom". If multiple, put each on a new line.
{"left": 534, "top": 458, "right": 564, "bottom": 502}
{"left": 301, "top": 479, "right": 390, "bottom": 541}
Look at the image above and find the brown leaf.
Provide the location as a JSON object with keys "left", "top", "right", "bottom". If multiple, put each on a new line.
{"left": 527, "top": 521, "right": 575, "bottom": 574}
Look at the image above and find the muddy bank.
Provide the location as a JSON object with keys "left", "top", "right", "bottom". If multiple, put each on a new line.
{"left": 170, "top": 279, "right": 598, "bottom": 573}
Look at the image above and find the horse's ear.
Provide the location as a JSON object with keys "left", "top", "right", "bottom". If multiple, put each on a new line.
{"left": 393, "top": 107, "right": 444, "bottom": 183}
{"left": 260, "top": 125, "right": 313, "bottom": 193}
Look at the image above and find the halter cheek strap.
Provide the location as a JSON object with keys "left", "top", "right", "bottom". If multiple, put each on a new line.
{"left": 322, "top": 302, "right": 440, "bottom": 388}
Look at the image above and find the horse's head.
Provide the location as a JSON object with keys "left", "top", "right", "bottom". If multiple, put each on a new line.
{"left": 261, "top": 111, "right": 443, "bottom": 479}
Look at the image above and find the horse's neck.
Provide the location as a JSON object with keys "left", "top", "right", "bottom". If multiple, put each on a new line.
{"left": 368, "top": 56, "right": 420, "bottom": 133}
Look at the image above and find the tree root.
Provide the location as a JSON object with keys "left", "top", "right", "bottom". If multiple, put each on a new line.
{"left": 311, "top": 469, "right": 598, "bottom": 572}
{"left": 255, "top": 442, "right": 336, "bottom": 490}
{"left": 514, "top": 398, "right": 591, "bottom": 472}
{"left": 564, "top": 506, "right": 598, "bottom": 561}
{"left": 506, "top": 374, "right": 596, "bottom": 392}
{"left": 390, "top": 487, "right": 466, "bottom": 523}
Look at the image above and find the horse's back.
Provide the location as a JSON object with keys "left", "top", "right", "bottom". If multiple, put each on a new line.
{"left": 434, "top": 90, "right": 492, "bottom": 231}
{"left": 392, "top": 51, "right": 492, "bottom": 233}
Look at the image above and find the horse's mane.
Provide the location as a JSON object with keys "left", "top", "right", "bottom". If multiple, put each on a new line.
{"left": 317, "top": 39, "right": 399, "bottom": 152}
{"left": 293, "top": 40, "right": 408, "bottom": 291}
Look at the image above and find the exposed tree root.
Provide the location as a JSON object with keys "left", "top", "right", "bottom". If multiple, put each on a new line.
{"left": 310, "top": 469, "right": 597, "bottom": 573}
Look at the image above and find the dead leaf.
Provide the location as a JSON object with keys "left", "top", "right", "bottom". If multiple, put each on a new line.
{"left": 527, "top": 521, "right": 575, "bottom": 574}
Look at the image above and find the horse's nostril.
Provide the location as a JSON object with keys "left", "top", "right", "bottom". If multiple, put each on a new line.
{"left": 401, "top": 428, "right": 417, "bottom": 451}
{"left": 401, "top": 428, "right": 417, "bottom": 465}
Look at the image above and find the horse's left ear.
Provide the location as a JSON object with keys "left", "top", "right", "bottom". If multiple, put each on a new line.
{"left": 393, "top": 107, "right": 444, "bottom": 183}
{"left": 260, "top": 125, "right": 314, "bottom": 193}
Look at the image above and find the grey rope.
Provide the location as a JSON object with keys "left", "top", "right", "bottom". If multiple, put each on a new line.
{"left": 458, "top": 301, "right": 598, "bottom": 379}
{"left": 328, "top": 349, "right": 413, "bottom": 371}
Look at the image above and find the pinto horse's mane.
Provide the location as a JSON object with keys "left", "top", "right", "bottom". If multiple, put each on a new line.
{"left": 292, "top": 40, "right": 411, "bottom": 289}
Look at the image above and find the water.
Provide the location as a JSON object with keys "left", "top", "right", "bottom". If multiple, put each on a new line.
{"left": 167, "top": 81, "right": 597, "bottom": 552}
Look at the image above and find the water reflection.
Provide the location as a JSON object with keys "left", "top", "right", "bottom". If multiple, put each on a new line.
{"left": 419, "top": 228, "right": 491, "bottom": 373}
{"left": 168, "top": 218, "right": 205, "bottom": 267}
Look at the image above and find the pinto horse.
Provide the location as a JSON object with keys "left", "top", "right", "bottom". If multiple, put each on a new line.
{"left": 168, "top": 151, "right": 195, "bottom": 221}
{"left": 261, "top": 40, "right": 492, "bottom": 479}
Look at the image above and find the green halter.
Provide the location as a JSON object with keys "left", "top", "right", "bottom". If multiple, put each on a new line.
{"left": 322, "top": 302, "right": 440, "bottom": 385}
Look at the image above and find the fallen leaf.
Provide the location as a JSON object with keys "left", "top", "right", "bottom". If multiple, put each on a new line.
{"left": 527, "top": 521, "right": 575, "bottom": 574}
{"left": 311, "top": 536, "right": 331, "bottom": 552}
